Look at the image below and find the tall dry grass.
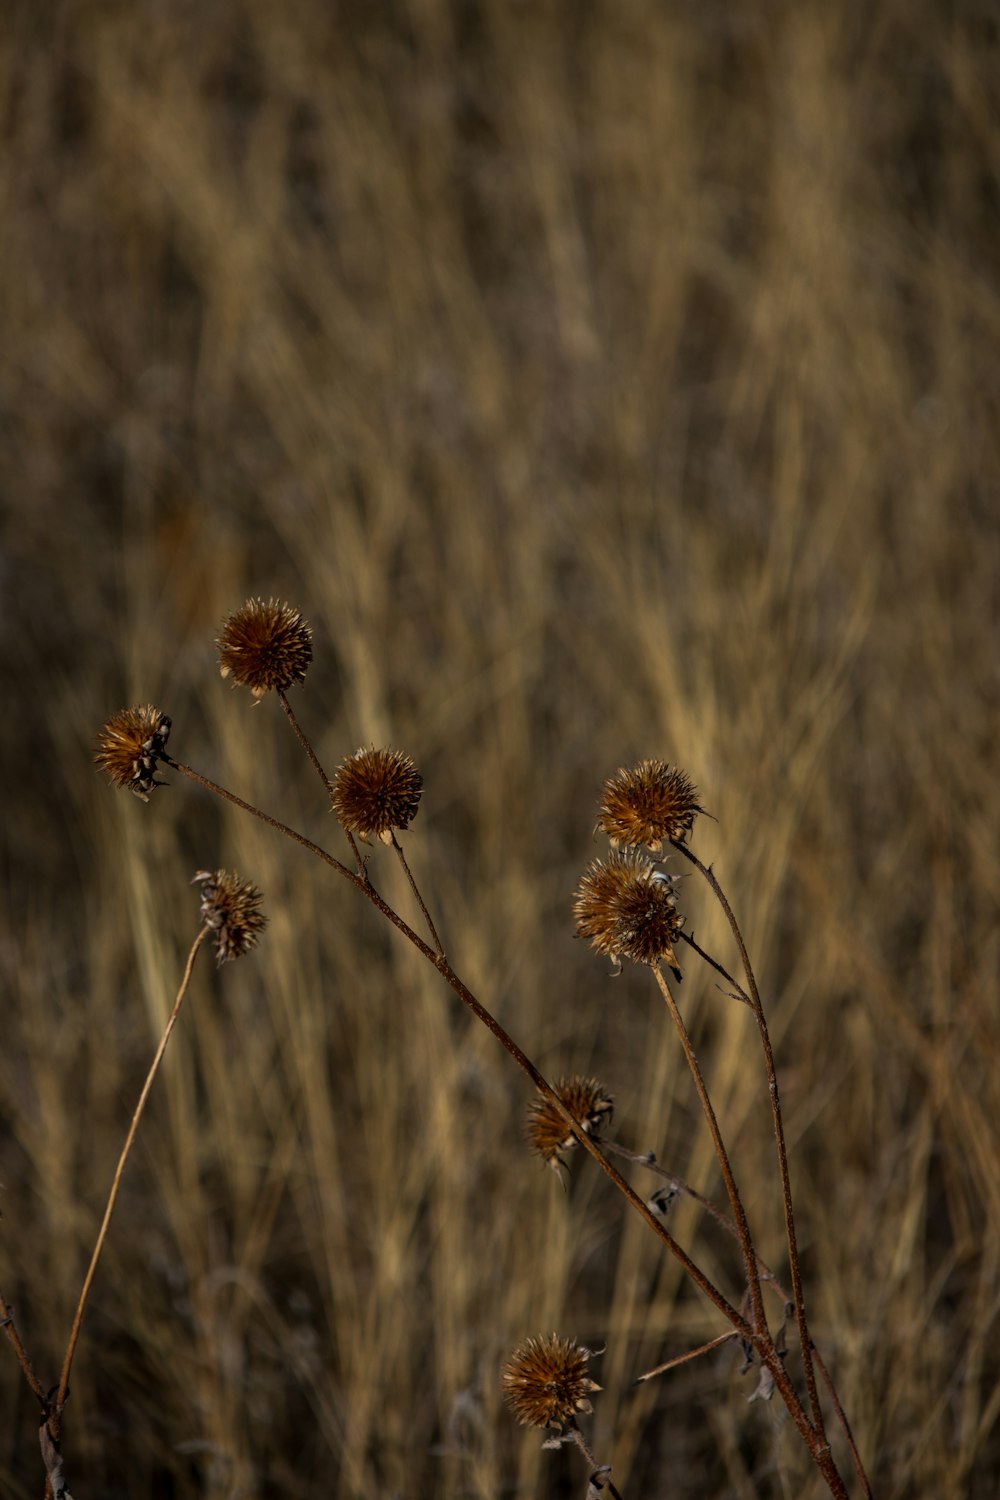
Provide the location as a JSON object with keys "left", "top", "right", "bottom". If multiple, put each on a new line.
{"left": 1, "top": 1, "right": 998, "bottom": 1495}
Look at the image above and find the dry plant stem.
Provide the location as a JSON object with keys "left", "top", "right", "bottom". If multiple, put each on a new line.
{"left": 567, "top": 1424, "right": 624, "bottom": 1499}
{"left": 636, "top": 1330, "right": 738, "bottom": 1383}
{"left": 651, "top": 964, "right": 768, "bottom": 1339}
{"left": 161, "top": 757, "right": 847, "bottom": 1495}
{"left": 671, "top": 840, "right": 826, "bottom": 1447}
{"left": 276, "top": 690, "right": 364, "bottom": 871}
{"left": 390, "top": 833, "right": 445, "bottom": 954}
{"left": 51, "top": 927, "right": 209, "bottom": 1433}
{"left": 0, "top": 1288, "right": 47, "bottom": 1406}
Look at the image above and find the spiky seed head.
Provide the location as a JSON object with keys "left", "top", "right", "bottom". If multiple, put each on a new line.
{"left": 573, "top": 850, "right": 684, "bottom": 969}
{"left": 502, "top": 1334, "right": 601, "bottom": 1430}
{"left": 217, "top": 598, "right": 313, "bottom": 698}
{"left": 331, "top": 746, "right": 423, "bottom": 843}
{"left": 94, "top": 706, "right": 172, "bottom": 801}
{"left": 526, "top": 1078, "right": 614, "bottom": 1170}
{"left": 192, "top": 869, "right": 267, "bottom": 964}
{"left": 598, "top": 760, "right": 703, "bottom": 851}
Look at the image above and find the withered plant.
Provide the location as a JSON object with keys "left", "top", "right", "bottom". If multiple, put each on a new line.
{"left": 2, "top": 598, "right": 870, "bottom": 1498}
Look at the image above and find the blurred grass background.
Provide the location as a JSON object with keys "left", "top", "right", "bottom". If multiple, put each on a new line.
{"left": 1, "top": 1, "right": 998, "bottom": 1495}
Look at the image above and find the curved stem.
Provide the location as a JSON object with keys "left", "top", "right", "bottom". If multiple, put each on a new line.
{"left": 0, "top": 1289, "right": 47, "bottom": 1406}
{"left": 275, "top": 690, "right": 364, "bottom": 872}
{"left": 53, "top": 927, "right": 209, "bottom": 1428}
{"left": 390, "top": 833, "right": 445, "bottom": 954}
{"left": 568, "top": 1423, "right": 624, "bottom": 1499}
{"left": 651, "top": 964, "right": 769, "bottom": 1342}
{"left": 671, "top": 839, "right": 826, "bottom": 1445}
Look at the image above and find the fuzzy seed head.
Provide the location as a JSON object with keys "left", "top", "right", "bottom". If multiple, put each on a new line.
{"left": 598, "top": 760, "right": 703, "bottom": 851}
{"left": 526, "top": 1078, "right": 614, "bottom": 1169}
{"left": 217, "top": 598, "right": 313, "bottom": 698}
{"left": 573, "top": 850, "right": 684, "bottom": 969}
{"left": 331, "top": 747, "right": 422, "bottom": 842}
{"left": 502, "top": 1334, "right": 601, "bottom": 1430}
{"left": 94, "top": 705, "right": 172, "bottom": 801}
{"left": 193, "top": 869, "right": 267, "bottom": 964}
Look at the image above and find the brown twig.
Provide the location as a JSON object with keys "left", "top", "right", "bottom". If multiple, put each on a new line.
{"left": 567, "top": 1423, "right": 625, "bottom": 1499}
{"left": 390, "top": 832, "right": 445, "bottom": 954}
{"left": 651, "top": 964, "right": 768, "bottom": 1341}
{"left": 671, "top": 839, "right": 827, "bottom": 1446}
{"left": 276, "top": 689, "right": 365, "bottom": 872}
{"left": 51, "top": 927, "right": 209, "bottom": 1434}
{"left": 635, "top": 1329, "right": 738, "bottom": 1383}
{"left": 0, "top": 1288, "right": 47, "bottom": 1407}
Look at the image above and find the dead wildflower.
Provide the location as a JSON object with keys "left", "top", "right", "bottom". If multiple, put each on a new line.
{"left": 526, "top": 1078, "right": 614, "bottom": 1171}
{"left": 573, "top": 850, "right": 684, "bottom": 972}
{"left": 94, "top": 706, "right": 172, "bottom": 801}
{"left": 598, "top": 760, "right": 703, "bottom": 851}
{"left": 331, "top": 746, "right": 422, "bottom": 843}
{"left": 192, "top": 869, "right": 267, "bottom": 964}
{"left": 502, "top": 1334, "right": 601, "bottom": 1430}
{"left": 217, "top": 598, "right": 313, "bottom": 699}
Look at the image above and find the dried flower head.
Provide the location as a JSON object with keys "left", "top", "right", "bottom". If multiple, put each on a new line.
{"left": 217, "top": 598, "right": 313, "bottom": 699}
{"left": 526, "top": 1077, "right": 614, "bottom": 1170}
{"left": 193, "top": 869, "right": 267, "bottom": 964}
{"left": 598, "top": 760, "right": 703, "bottom": 851}
{"left": 94, "top": 706, "right": 172, "bottom": 801}
{"left": 573, "top": 850, "right": 684, "bottom": 971}
{"left": 331, "top": 746, "right": 423, "bottom": 843}
{"left": 502, "top": 1334, "right": 601, "bottom": 1430}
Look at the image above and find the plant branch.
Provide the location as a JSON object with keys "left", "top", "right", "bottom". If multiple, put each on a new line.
{"left": 0, "top": 1289, "right": 47, "bottom": 1407}
{"left": 52, "top": 927, "right": 209, "bottom": 1431}
{"left": 276, "top": 690, "right": 365, "bottom": 872}
{"left": 636, "top": 1330, "right": 738, "bottom": 1383}
{"left": 651, "top": 964, "right": 768, "bottom": 1340}
{"left": 671, "top": 839, "right": 826, "bottom": 1445}
{"left": 390, "top": 833, "right": 445, "bottom": 954}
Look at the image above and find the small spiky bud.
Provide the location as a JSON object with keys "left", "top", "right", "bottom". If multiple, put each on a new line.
{"left": 94, "top": 706, "right": 172, "bottom": 801}
{"left": 502, "top": 1334, "right": 601, "bottom": 1430}
{"left": 331, "top": 747, "right": 422, "bottom": 843}
{"left": 217, "top": 598, "right": 313, "bottom": 699}
{"left": 526, "top": 1078, "right": 614, "bottom": 1170}
{"left": 193, "top": 869, "right": 267, "bottom": 964}
{"left": 573, "top": 850, "right": 684, "bottom": 971}
{"left": 598, "top": 760, "right": 703, "bottom": 851}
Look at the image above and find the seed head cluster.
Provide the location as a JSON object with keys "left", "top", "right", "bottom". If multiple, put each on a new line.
{"left": 217, "top": 598, "right": 313, "bottom": 699}
{"left": 331, "top": 747, "right": 423, "bottom": 843}
{"left": 526, "top": 1077, "right": 614, "bottom": 1169}
{"left": 193, "top": 869, "right": 267, "bottom": 964}
{"left": 573, "top": 850, "right": 684, "bottom": 970}
{"left": 94, "top": 706, "right": 172, "bottom": 801}
{"left": 598, "top": 759, "right": 703, "bottom": 851}
{"left": 502, "top": 1334, "right": 601, "bottom": 1430}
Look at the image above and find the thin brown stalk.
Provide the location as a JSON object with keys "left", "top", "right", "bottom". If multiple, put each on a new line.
{"left": 390, "top": 832, "right": 445, "bottom": 954}
{"left": 671, "top": 838, "right": 827, "bottom": 1446}
{"left": 651, "top": 964, "right": 768, "bottom": 1341}
{"left": 275, "top": 689, "right": 364, "bottom": 872}
{"left": 51, "top": 927, "right": 209, "bottom": 1430}
{"left": 567, "top": 1423, "right": 625, "bottom": 1499}
{"left": 0, "top": 1288, "right": 47, "bottom": 1406}
{"left": 636, "top": 1330, "right": 737, "bottom": 1383}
